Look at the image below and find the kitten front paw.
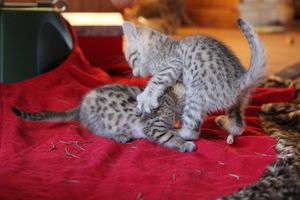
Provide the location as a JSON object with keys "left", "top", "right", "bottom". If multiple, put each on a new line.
{"left": 226, "top": 135, "right": 234, "bottom": 144}
{"left": 136, "top": 92, "right": 159, "bottom": 114}
{"left": 178, "top": 128, "right": 200, "bottom": 141}
{"left": 179, "top": 141, "right": 196, "bottom": 152}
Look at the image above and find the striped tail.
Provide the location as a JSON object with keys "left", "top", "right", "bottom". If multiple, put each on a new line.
{"left": 238, "top": 18, "right": 267, "bottom": 89}
{"left": 12, "top": 106, "right": 80, "bottom": 122}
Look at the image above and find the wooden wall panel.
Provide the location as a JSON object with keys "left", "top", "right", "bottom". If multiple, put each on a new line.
{"left": 187, "top": 0, "right": 239, "bottom": 8}
{"left": 186, "top": 0, "right": 239, "bottom": 28}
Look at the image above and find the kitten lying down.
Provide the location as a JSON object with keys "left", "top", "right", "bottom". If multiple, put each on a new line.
{"left": 12, "top": 83, "right": 196, "bottom": 152}
{"left": 123, "top": 18, "right": 267, "bottom": 144}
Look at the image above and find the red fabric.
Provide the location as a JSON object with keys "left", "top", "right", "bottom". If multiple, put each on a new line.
{"left": 78, "top": 36, "right": 131, "bottom": 76}
{"left": 0, "top": 24, "right": 295, "bottom": 200}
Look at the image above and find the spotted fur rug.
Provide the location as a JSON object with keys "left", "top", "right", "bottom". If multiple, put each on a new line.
{"left": 220, "top": 76, "right": 300, "bottom": 200}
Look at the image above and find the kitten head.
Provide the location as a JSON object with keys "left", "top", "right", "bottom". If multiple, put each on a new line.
{"left": 122, "top": 21, "right": 154, "bottom": 77}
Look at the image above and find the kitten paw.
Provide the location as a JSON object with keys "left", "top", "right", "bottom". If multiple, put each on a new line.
{"left": 137, "top": 92, "right": 159, "bottom": 114}
{"left": 215, "top": 115, "right": 227, "bottom": 129}
{"left": 226, "top": 135, "right": 234, "bottom": 144}
{"left": 179, "top": 141, "right": 196, "bottom": 152}
{"left": 216, "top": 115, "right": 244, "bottom": 143}
{"left": 178, "top": 128, "right": 200, "bottom": 140}
{"left": 112, "top": 134, "right": 131, "bottom": 143}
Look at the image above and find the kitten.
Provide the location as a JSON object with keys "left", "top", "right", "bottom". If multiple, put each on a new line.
{"left": 122, "top": 18, "right": 267, "bottom": 144}
{"left": 12, "top": 83, "right": 196, "bottom": 152}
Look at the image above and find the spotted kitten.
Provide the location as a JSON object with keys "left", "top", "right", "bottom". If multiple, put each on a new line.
{"left": 12, "top": 83, "right": 195, "bottom": 152}
{"left": 123, "top": 18, "right": 267, "bottom": 144}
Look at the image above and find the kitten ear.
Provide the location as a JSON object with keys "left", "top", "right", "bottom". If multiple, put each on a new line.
{"left": 122, "top": 21, "right": 138, "bottom": 42}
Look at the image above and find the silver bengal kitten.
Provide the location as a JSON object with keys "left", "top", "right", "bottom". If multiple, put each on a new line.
{"left": 12, "top": 83, "right": 196, "bottom": 152}
{"left": 122, "top": 18, "right": 267, "bottom": 144}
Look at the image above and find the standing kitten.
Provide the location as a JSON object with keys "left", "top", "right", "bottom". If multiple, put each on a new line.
{"left": 122, "top": 18, "right": 267, "bottom": 144}
{"left": 12, "top": 83, "right": 195, "bottom": 152}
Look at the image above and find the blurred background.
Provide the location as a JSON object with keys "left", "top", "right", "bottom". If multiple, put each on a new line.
{"left": 1, "top": 0, "right": 300, "bottom": 79}
{"left": 67, "top": 0, "right": 300, "bottom": 76}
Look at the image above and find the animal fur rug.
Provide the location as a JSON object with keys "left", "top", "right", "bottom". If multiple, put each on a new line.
{"left": 221, "top": 75, "right": 300, "bottom": 199}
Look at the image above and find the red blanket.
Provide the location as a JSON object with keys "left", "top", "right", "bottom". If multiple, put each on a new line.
{"left": 0, "top": 24, "right": 295, "bottom": 200}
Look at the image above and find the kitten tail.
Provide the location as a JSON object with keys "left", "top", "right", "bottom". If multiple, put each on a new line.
{"left": 238, "top": 18, "right": 267, "bottom": 89}
{"left": 12, "top": 106, "right": 80, "bottom": 122}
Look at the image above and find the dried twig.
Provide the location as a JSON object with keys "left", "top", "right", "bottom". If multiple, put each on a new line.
{"left": 254, "top": 152, "right": 272, "bottom": 157}
{"left": 59, "top": 140, "right": 86, "bottom": 151}
{"left": 65, "top": 148, "right": 80, "bottom": 159}
{"left": 218, "top": 161, "right": 225, "bottom": 165}
{"left": 195, "top": 169, "right": 202, "bottom": 175}
{"left": 137, "top": 192, "right": 143, "bottom": 200}
{"left": 75, "top": 142, "right": 86, "bottom": 151}
{"left": 229, "top": 173, "right": 240, "bottom": 180}
{"left": 47, "top": 141, "right": 57, "bottom": 152}
{"left": 268, "top": 144, "right": 276, "bottom": 150}
{"left": 59, "top": 140, "right": 78, "bottom": 145}
{"left": 64, "top": 180, "right": 80, "bottom": 183}
{"left": 65, "top": 127, "right": 71, "bottom": 135}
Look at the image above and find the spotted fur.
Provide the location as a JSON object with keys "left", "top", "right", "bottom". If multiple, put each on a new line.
{"left": 220, "top": 76, "right": 300, "bottom": 199}
{"left": 219, "top": 139, "right": 300, "bottom": 200}
{"left": 124, "top": 0, "right": 192, "bottom": 34}
{"left": 123, "top": 18, "right": 267, "bottom": 143}
{"left": 12, "top": 83, "right": 195, "bottom": 152}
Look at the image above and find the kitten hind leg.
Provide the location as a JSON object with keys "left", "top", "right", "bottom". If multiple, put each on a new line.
{"left": 144, "top": 123, "right": 196, "bottom": 152}
{"left": 215, "top": 92, "right": 249, "bottom": 144}
{"left": 148, "top": 129, "right": 196, "bottom": 152}
{"left": 87, "top": 122, "right": 133, "bottom": 143}
{"left": 178, "top": 95, "right": 206, "bottom": 140}
{"left": 109, "top": 133, "right": 133, "bottom": 143}
{"left": 165, "top": 130, "right": 196, "bottom": 152}
{"left": 215, "top": 114, "right": 244, "bottom": 144}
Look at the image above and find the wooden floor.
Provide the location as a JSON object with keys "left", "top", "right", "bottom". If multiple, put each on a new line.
{"left": 176, "top": 26, "right": 300, "bottom": 75}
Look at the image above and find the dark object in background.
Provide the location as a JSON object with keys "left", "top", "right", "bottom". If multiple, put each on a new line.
{"left": 275, "top": 62, "right": 300, "bottom": 80}
{"left": 0, "top": 1, "right": 73, "bottom": 83}
{"left": 295, "top": 0, "right": 300, "bottom": 19}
